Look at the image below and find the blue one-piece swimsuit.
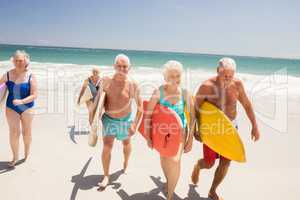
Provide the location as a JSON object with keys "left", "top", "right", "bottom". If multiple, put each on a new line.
{"left": 6, "top": 72, "right": 34, "bottom": 114}
{"left": 88, "top": 78, "right": 100, "bottom": 102}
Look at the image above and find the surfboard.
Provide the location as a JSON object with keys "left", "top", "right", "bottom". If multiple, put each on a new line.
{"left": 88, "top": 91, "right": 106, "bottom": 147}
{"left": 199, "top": 101, "right": 246, "bottom": 162}
{"left": 138, "top": 101, "right": 184, "bottom": 157}
{"left": 78, "top": 86, "right": 93, "bottom": 105}
{"left": 184, "top": 100, "right": 196, "bottom": 145}
{"left": 0, "top": 83, "right": 8, "bottom": 108}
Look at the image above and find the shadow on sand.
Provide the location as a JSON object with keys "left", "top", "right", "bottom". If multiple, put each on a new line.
{"left": 68, "top": 125, "right": 89, "bottom": 144}
{"left": 117, "top": 176, "right": 211, "bottom": 200}
{"left": 0, "top": 159, "right": 26, "bottom": 175}
{"left": 70, "top": 157, "right": 123, "bottom": 200}
{"left": 70, "top": 157, "right": 210, "bottom": 200}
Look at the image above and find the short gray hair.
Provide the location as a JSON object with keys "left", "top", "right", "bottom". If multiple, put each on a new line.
{"left": 11, "top": 50, "right": 30, "bottom": 66}
{"left": 114, "top": 54, "right": 131, "bottom": 66}
{"left": 218, "top": 57, "right": 236, "bottom": 71}
{"left": 163, "top": 60, "right": 183, "bottom": 78}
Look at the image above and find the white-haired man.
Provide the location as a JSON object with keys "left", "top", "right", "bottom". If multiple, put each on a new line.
{"left": 98, "top": 54, "right": 142, "bottom": 189}
{"left": 191, "top": 57, "right": 260, "bottom": 200}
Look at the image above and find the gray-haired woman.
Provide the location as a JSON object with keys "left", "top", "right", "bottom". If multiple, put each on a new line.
{"left": 0, "top": 50, "right": 37, "bottom": 167}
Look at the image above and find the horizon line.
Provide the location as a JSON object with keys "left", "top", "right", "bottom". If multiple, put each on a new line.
{"left": 0, "top": 42, "right": 299, "bottom": 61}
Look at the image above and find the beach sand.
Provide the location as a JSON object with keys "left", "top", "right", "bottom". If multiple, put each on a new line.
{"left": 0, "top": 65, "right": 299, "bottom": 200}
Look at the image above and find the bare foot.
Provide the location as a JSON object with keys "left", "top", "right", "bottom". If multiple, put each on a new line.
{"left": 97, "top": 176, "right": 109, "bottom": 191}
{"left": 162, "top": 182, "right": 168, "bottom": 194}
{"left": 123, "top": 161, "right": 128, "bottom": 174}
{"left": 208, "top": 190, "right": 223, "bottom": 200}
{"left": 8, "top": 159, "right": 18, "bottom": 168}
{"left": 191, "top": 160, "right": 201, "bottom": 185}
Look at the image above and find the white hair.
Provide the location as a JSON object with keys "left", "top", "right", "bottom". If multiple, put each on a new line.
{"left": 163, "top": 60, "right": 183, "bottom": 78}
{"left": 218, "top": 57, "right": 236, "bottom": 71}
{"left": 11, "top": 50, "right": 30, "bottom": 66}
{"left": 92, "top": 67, "right": 100, "bottom": 73}
{"left": 114, "top": 54, "right": 131, "bottom": 66}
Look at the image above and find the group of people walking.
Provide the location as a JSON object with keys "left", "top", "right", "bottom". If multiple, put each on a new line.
{"left": 1, "top": 51, "right": 260, "bottom": 200}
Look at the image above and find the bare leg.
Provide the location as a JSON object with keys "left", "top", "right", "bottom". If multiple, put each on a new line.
{"left": 160, "top": 157, "right": 168, "bottom": 192}
{"left": 5, "top": 108, "right": 21, "bottom": 166}
{"left": 122, "top": 138, "right": 131, "bottom": 173}
{"left": 208, "top": 159, "right": 231, "bottom": 200}
{"left": 160, "top": 143, "right": 183, "bottom": 200}
{"left": 99, "top": 136, "right": 115, "bottom": 188}
{"left": 20, "top": 109, "right": 34, "bottom": 160}
{"left": 86, "top": 100, "right": 94, "bottom": 125}
{"left": 191, "top": 158, "right": 215, "bottom": 185}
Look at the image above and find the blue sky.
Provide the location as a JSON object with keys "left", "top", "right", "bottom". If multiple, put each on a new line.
{"left": 0, "top": 0, "right": 299, "bottom": 58}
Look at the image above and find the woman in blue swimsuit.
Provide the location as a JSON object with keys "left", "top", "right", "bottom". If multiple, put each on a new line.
{"left": 144, "top": 61, "right": 196, "bottom": 200}
{"left": 77, "top": 67, "right": 101, "bottom": 124}
{"left": 0, "top": 50, "right": 37, "bottom": 167}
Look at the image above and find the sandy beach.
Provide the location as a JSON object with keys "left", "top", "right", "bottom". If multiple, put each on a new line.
{"left": 0, "top": 63, "right": 299, "bottom": 200}
{"left": 1, "top": 0, "right": 300, "bottom": 198}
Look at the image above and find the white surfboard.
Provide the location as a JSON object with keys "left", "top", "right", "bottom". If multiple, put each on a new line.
{"left": 78, "top": 86, "right": 93, "bottom": 105}
{"left": 88, "top": 91, "right": 106, "bottom": 147}
{"left": 0, "top": 83, "right": 8, "bottom": 108}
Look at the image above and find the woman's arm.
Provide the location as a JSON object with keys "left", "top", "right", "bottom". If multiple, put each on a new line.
{"left": 129, "top": 81, "right": 143, "bottom": 135}
{"left": 144, "top": 88, "right": 160, "bottom": 148}
{"left": 77, "top": 79, "right": 88, "bottom": 105}
{"left": 184, "top": 89, "right": 196, "bottom": 153}
{"left": 0, "top": 73, "right": 7, "bottom": 85}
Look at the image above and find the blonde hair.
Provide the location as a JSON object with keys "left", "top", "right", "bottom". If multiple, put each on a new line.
{"left": 218, "top": 57, "right": 236, "bottom": 71}
{"left": 11, "top": 50, "right": 30, "bottom": 67}
{"left": 162, "top": 60, "right": 183, "bottom": 79}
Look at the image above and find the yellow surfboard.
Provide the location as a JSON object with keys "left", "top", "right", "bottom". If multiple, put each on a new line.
{"left": 199, "top": 101, "right": 246, "bottom": 163}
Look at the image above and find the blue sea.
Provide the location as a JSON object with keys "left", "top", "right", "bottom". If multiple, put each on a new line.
{"left": 0, "top": 44, "right": 299, "bottom": 124}
{"left": 0, "top": 44, "right": 300, "bottom": 77}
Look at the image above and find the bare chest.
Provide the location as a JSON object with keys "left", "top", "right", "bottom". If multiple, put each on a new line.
{"left": 207, "top": 86, "right": 239, "bottom": 110}
{"left": 105, "top": 83, "right": 131, "bottom": 103}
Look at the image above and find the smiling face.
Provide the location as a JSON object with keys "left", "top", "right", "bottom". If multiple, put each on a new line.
{"left": 13, "top": 54, "right": 28, "bottom": 69}
{"left": 217, "top": 66, "right": 235, "bottom": 88}
{"left": 165, "top": 69, "right": 182, "bottom": 86}
{"left": 114, "top": 58, "right": 130, "bottom": 77}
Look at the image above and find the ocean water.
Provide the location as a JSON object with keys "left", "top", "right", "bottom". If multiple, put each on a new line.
{"left": 1, "top": 44, "right": 299, "bottom": 128}
{"left": 0, "top": 44, "right": 300, "bottom": 76}
{"left": 0, "top": 44, "right": 300, "bottom": 100}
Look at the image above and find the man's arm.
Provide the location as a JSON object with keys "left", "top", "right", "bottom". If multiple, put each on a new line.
{"left": 237, "top": 80, "right": 260, "bottom": 141}
{"left": 194, "top": 83, "right": 211, "bottom": 141}
{"left": 131, "top": 82, "right": 143, "bottom": 134}
{"left": 101, "top": 76, "right": 111, "bottom": 93}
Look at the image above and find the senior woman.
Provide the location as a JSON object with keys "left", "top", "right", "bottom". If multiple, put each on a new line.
{"left": 144, "top": 60, "right": 195, "bottom": 200}
{"left": 77, "top": 67, "right": 101, "bottom": 124}
{"left": 0, "top": 50, "right": 37, "bottom": 167}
